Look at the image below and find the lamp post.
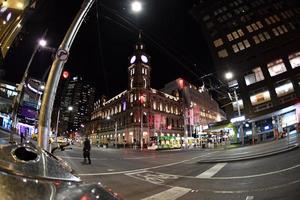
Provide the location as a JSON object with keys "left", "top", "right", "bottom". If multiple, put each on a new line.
{"left": 10, "top": 30, "right": 51, "bottom": 143}
{"left": 225, "top": 71, "right": 244, "bottom": 145}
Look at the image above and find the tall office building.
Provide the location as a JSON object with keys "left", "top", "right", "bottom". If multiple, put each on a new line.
{"left": 0, "top": 0, "right": 37, "bottom": 77}
{"left": 59, "top": 76, "right": 95, "bottom": 135}
{"left": 192, "top": 0, "right": 300, "bottom": 141}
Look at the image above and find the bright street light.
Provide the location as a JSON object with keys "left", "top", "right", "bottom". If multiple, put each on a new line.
{"left": 225, "top": 71, "right": 233, "bottom": 80}
{"left": 68, "top": 106, "right": 73, "bottom": 111}
{"left": 39, "top": 39, "right": 47, "bottom": 47}
{"left": 131, "top": 1, "right": 142, "bottom": 12}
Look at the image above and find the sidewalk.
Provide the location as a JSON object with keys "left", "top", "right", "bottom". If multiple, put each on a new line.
{"left": 197, "top": 133, "right": 300, "bottom": 163}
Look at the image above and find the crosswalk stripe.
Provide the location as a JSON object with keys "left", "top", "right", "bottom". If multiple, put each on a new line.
{"left": 196, "top": 163, "right": 227, "bottom": 178}
{"left": 141, "top": 187, "right": 191, "bottom": 200}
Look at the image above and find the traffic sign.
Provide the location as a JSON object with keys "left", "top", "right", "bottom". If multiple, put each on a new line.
{"left": 56, "top": 49, "right": 69, "bottom": 61}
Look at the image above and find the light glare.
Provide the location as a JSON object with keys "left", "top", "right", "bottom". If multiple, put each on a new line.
{"left": 225, "top": 72, "right": 233, "bottom": 80}
{"left": 39, "top": 39, "right": 47, "bottom": 47}
{"left": 131, "top": 1, "right": 142, "bottom": 12}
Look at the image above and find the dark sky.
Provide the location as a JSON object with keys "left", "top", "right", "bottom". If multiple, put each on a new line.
{"left": 3, "top": 0, "right": 213, "bottom": 99}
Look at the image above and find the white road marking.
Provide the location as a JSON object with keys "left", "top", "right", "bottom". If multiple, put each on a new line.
{"left": 141, "top": 187, "right": 191, "bottom": 200}
{"left": 196, "top": 163, "right": 227, "bottom": 178}
{"left": 58, "top": 156, "right": 103, "bottom": 160}
{"left": 246, "top": 196, "right": 254, "bottom": 200}
{"left": 107, "top": 169, "right": 115, "bottom": 172}
{"left": 126, "top": 171, "right": 178, "bottom": 185}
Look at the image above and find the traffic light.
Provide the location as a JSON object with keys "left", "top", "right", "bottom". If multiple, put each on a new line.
{"left": 62, "top": 71, "right": 69, "bottom": 79}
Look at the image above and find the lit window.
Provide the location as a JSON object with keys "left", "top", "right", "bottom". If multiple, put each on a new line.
{"left": 281, "top": 25, "right": 288, "bottom": 33}
{"left": 263, "top": 32, "right": 271, "bottom": 40}
{"left": 251, "top": 23, "right": 258, "bottom": 30}
{"left": 159, "top": 103, "right": 163, "bottom": 111}
{"left": 142, "top": 68, "right": 145, "bottom": 74}
{"left": 272, "top": 28, "right": 279, "bottom": 36}
{"left": 265, "top": 18, "right": 271, "bottom": 25}
{"left": 258, "top": 33, "right": 265, "bottom": 42}
{"left": 227, "top": 34, "right": 234, "bottom": 41}
{"left": 277, "top": 26, "right": 284, "bottom": 34}
{"left": 218, "top": 49, "right": 228, "bottom": 58}
{"left": 237, "top": 29, "right": 244, "bottom": 37}
{"left": 256, "top": 21, "right": 263, "bottom": 28}
{"left": 250, "top": 90, "right": 271, "bottom": 106}
{"left": 130, "top": 94, "right": 133, "bottom": 102}
{"left": 213, "top": 38, "right": 224, "bottom": 47}
{"left": 153, "top": 101, "right": 157, "bottom": 110}
{"left": 274, "top": 15, "right": 280, "bottom": 21}
{"left": 232, "top": 31, "right": 239, "bottom": 39}
{"left": 253, "top": 35, "right": 260, "bottom": 44}
{"left": 238, "top": 42, "right": 245, "bottom": 50}
{"left": 145, "top": 69, "right": 147, "bottom": 75}
{"left": 246, "top": 25, "right": 253, "bottom": 33}
{"left": 130, "top": 79, "right": 133, "bottom": 89}
{"left": 267, "top": 59, "right": 287, "bottom": 76}
{"left": 232, "top": 44, "right": 239, "bottom": 53}
{"left": 228, "top": 79, "right": 238, "bottom": 88}
{"left": 289, "top": 52, "right": 300, "bottom": 69}
{"left": 232, "top": 99, "right": 244, "bottom": 111}
{"left": 275, "top": 80, "right": 294, "bottom": 97}
{"left": 269, "top": 16, "right": 276, "bottom": 23}
{"left": 243, "top": 40, "right": 250, "bottom": 48}
{"left": 244, "top": 67, "right": 265, "bottom": 85}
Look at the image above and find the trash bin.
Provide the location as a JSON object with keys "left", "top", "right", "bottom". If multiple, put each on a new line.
{"left": 202, "top": 143, "right": 206, "bottom": 148}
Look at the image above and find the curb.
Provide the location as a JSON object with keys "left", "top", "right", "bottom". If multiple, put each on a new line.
{"left": 197, "top": 143, "right": 299, "bottom": 163}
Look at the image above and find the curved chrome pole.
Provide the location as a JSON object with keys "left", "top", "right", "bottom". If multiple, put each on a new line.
{"left": 38, "top": 0, "right": 95, "bottom": 150}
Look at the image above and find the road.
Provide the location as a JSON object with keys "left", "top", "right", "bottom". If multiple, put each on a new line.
{"left": 53, "top": 136, "right": 300, "bottom": 200}
{"left": 1, "top": 129, "right": 300, "bottom": 199}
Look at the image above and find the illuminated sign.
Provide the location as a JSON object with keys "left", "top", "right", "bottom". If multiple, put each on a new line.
{"left": 230, "top": 115, "right": 245, "bottom": 123}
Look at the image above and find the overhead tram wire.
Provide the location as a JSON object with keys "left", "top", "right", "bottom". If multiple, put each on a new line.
{"left": 95, "top": 0, "right": 109, "bottom": 95}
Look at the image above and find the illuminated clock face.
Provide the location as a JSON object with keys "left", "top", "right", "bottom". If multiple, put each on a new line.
{"left": 141, "top": 55, "right": 148, "bottom": 63}
{"left": 130, "top": 55, "right": 136, "bottom": 64}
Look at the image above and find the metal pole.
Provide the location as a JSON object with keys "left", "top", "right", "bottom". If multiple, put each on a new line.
{"left": 38, "top": 0, "right": 95, "bottom": 150}
{"left": 234, "top": 89, "right": 244, "bottom": 145}
{"left": 55, "top": 109, "right": 60, "bottom": 143}
{"left": 140, "top": 103, "right": 143, "bottom": 150}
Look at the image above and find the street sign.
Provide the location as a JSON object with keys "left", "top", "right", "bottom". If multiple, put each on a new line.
{"left": 56, "top": 49, "right": 69, "bottom": 61}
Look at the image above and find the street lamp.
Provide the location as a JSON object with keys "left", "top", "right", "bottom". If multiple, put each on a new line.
{"left": 131, "top": 1, "right": 142, "bottom": 13}
{"left": 10, "top": 30, "right": 51, "bottom": 143}
{"left": 225, "top": 71, "right": 245, "bottom": 145}
{"left": 68, "top": 106, "right": 73, "bottom": 111}
{"left": 39, "top": 39, "right": 47, "bottom": 47}
{"left": 225, "top": 71, "right": 233, "bottom": 80}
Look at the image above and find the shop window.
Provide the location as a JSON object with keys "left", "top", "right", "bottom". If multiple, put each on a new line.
{"left": 280, "top": 111, "right": 297, "bottom": 127}
{"left": 250, "top": 89, "right": 271, "bottom": 106}
{"left": 218, "top": 49, "right": 228, "bottom": 58}
{"left": 214, "top": 38, "right": 224, "bottom": 47}
{"left": 244, "top": 67, "right": 265, "bottom": 86}
{"left": 289, "top": 52, "right": 300, "bottom": 69}
{"left": 275, "top": 80, "right": 294, "bottom": 97}
{"left": 267, "top": 59, "right": 287, "bottom": 76}
{"left": 232, "top": 99, "right": 244, "bottom": 111}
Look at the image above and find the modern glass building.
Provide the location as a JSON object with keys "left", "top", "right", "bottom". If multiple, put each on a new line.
{"left": 191, "top": 0, "right": 300, "bottom": 142}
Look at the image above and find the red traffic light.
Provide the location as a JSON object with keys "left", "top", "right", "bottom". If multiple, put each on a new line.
{"left": 62, "top": 71, "right": 69, "bottom": 79}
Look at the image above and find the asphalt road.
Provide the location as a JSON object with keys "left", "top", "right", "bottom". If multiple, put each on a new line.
{"left": 52, "top": 137, "right": 300, "bottom": 200}
{"left": 1, "top": 129, "right": 300, "bottom": 200}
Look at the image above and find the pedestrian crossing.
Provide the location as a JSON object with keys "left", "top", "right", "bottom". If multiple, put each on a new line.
{"left": 141, "top": 187, "right": 191, "bottom": 200}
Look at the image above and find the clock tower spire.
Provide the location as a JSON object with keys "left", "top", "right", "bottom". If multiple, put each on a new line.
{"left": 128, "top": 31, "right": 151, "bottom": 90}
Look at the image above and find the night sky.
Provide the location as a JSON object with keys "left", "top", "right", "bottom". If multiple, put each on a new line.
{"left": 3, "top": 0, "right": 213, "bottom": 99}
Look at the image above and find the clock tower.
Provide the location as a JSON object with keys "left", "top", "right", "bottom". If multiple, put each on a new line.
{"left": 128, "top": 32, "right": 151, "bottom": 90}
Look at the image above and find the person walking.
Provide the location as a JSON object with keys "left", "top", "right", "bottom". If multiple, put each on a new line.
{"left": 83, "top": 137, "right": 91, "bottom": 164}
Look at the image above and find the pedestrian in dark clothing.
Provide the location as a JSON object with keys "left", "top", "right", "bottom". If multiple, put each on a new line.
{"left": 83, "top": 137, "right": 91, "bottom": 164}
